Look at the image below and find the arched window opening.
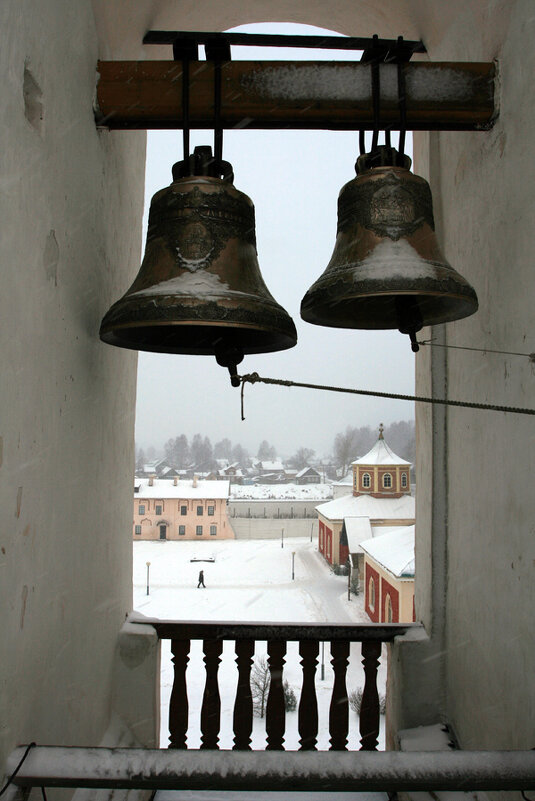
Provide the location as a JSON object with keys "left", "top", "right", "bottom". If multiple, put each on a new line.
{"left": 369, "top": 577, "right": 376, "bottom": 611}
{"left": 383, "top": 473, "right": 392, "bottom": 488}
{"left": 363, "top": 472, "right": 371, "bottom": 489}
{"left": 401, "top": 472, "right": 408, "bottom": 488}
{"left": 385, "top": 594, "right": 393, "bottom": 623}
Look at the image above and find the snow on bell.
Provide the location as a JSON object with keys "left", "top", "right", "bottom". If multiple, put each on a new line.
{"left": 300, "top": 147, "right": 478, "bottom": 349}
{"left": 100, "top": 146, "right": 297, "bottom": 377}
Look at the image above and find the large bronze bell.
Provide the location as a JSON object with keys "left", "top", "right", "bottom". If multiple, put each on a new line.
{"left": 300, "top": 147, "right": 478, "bottom": 346}
{"left": 100, "top": 146, "right": 297, "bottom": 375}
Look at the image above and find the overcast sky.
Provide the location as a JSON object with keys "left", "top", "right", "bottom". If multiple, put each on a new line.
{"left": 134, "top": 22, "right": 415, "bottom": 458}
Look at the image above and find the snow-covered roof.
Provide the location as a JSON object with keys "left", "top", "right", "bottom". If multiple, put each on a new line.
{"left": 295, "top": 466, "right": 320, "bottom": 478}
{"left": 135, "top": 478, "right": 229, "bottom": 499}
{"left": 256, "top": 460, "right": 284, "bottom": 471}
{"left": 343, "top": 517, "right": 373, "bottom": 552}
{"left": 230, "top": 483, "right": 333, "bottom": 501}
{"left": 333, "top": 472, "right": 353, "bottom": 486}
{"left": 352, "top": 435, "right": 411, "bottom": 466}
{"left": 360, "top": 525, "right": 415, "bottom": 578}
{"left": 316, "top": 492, "right": 415, "bottom": 521}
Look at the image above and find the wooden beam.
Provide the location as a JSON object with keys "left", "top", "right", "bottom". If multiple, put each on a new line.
{"left": 7, "top": 746, "right": 535, "bottom": 791}
{"left": 95, "top": 60, "right": 497, "bottom": 131}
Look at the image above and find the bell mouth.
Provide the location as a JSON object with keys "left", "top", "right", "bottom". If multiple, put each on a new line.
{"left": 99, "top": 319, "right": 297, "bottom": 356}
{"left": 301, "top": 287, "right": 478, "bottom": 330}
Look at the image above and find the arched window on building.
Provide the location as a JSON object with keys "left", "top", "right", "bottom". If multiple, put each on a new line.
{"left": 369, "top": 576, "right": 376, "bottom": 611}
{"left": 401, "top": 472, "right": 408, "bottom": 488}
{"left": 362, "top": 472, "right": 371, "bottom": 489}
{"left": 383, "top": 473, "right": 392, "bottom": 488}
{"left": 385, "top": 594, "right": 393, "bottom": 623}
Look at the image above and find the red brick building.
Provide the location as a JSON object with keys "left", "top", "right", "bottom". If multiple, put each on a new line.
{"left": 360, "top": 526, "right": 415, "bottom": 623}
{"left": 316, "top": 426, "right": 414, "bottom": 573}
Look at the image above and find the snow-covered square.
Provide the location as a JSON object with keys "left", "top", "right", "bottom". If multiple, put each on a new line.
{"left": 133, "top": 537, "right": 387, "bottom": 753}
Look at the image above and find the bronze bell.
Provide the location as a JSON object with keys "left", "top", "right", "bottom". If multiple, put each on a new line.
{"left": 300, "top": 147, "right": 478, "bottom": 348}
{"left": 100, "top": 146, "right": 297, "bottom": 378}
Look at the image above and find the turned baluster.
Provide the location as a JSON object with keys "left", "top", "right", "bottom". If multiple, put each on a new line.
{"left": 266, "top": 640, "right": 286, "bottom": 750}
{"left": 169, "top": 639, "right": 190, "bottom": 749}
{"left": 233, "top": 639, "right": 255, "bottom": 750}
{"left": 359, "top": 640, "right": 381, "bottom": 750}
{"left": 200, "top": 638, "right": 223, "bottom": 749}
{"left": 298, "top": 640, "right": 319, "bottom": 750}
{"left": 329, "top": 640, "right": 350, "bottom": 751}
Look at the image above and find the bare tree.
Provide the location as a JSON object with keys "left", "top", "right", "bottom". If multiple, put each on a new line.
{"left": 288, "top": 446, "right": 315, "bottom": 470}
{"left": 250, "top": 655, "right": 271, "bottom": 718}
{"left": 250, "top": 656, "right": 297, "bottom": 718}
{"left": 257, "top": 440, "right": 277, "bottom": 461}
{"left": 214, "top": 437, "right": 232, "bottom": 460}
{"left": 333, "top": 426, "right": 374, "bottom": 475}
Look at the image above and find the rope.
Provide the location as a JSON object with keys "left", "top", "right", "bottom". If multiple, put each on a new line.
{"left": 418, "top": 339, "right": 535, "bottom": 360}
{"left": 238, "top": 372, "right": 535, "bottom": 421}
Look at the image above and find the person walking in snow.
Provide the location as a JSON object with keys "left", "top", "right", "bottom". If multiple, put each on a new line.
{"left": 197, "top": 569, "right": 205, "bottom": 588}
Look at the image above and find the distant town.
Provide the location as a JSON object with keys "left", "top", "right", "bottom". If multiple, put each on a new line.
{"left": 134, "top": 420, "right": 416, "bottom": 625}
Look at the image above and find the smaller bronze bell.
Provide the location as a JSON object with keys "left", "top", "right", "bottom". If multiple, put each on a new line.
{"left": 300, "top": 147, "right": 478, "bottom": 347}
{"left": 100, "top": 146, "right": 297, "bottom": 379}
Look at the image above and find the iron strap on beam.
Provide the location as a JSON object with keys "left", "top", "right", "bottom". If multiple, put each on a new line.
{"left": 142, "top": 30, "right": 426, "bottom": 56}
{"left": 95, "top": 60, "right": 497, "bottom": 131}
{"left": 6, "top": 746, "right": 535, "bottom": 792}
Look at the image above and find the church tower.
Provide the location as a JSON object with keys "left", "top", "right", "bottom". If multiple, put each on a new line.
{"left": 351, "top": 424, "right": 411, "bottom": 498}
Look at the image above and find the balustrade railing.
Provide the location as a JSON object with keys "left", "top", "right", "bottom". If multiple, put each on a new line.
{"left": 141, "top": 619, "right": 417, "bottom": 752}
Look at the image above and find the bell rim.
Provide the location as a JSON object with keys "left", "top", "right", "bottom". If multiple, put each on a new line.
{"left": 100, "top": 318, "right": 297, "bottom": 355}
{"left": 301, "top": 287, "right": 478, "bottom": 330}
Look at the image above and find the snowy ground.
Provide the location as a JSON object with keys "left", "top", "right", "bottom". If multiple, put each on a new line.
{"left": 133, "top": 537, "right": 387, "bottom": 755}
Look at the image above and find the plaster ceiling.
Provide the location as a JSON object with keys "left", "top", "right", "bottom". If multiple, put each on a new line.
{"left": 90, "top": 0, "right": 424, "bottom": 59}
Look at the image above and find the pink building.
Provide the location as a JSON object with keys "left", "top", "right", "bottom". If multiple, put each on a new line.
{"left": 133, "top": 476, "right": 233, "bottom": 540}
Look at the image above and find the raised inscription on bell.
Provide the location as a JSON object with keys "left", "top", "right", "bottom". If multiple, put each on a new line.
{"left": 175, "top": 221, "right": 214, "bottom": 271}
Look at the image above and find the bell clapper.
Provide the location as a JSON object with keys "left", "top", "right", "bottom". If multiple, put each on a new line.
{"left": 215, "top": 343, "right": 244, "bottom": 387}
{"left": 408, "top": 330, "right": 420, "bottom": 353}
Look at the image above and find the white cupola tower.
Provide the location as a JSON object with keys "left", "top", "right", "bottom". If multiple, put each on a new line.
{"left": 351, "top": 424, "right": 411, "bottom": 498}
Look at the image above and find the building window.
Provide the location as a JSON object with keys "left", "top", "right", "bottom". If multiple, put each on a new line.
{"left": 210, "top": 525, "right": 217, "bottom": 536}
{"left": 179, "top": 525, "right": 185, "bottom": 536}
{"left": 134, "top": 525, "right": 141, "bottom": 535}
{"left": 383, "top": 473, "right": 392, "bottom": 488}
{"left": 208, "top": 506, "right": 215, "bottom": 516}
{"left": 155, "top": 504, "right": 162, "bottom": 515}
{"left": 362, "top": 473, "right": 371, "bottom": 489}
{"left": 197, "top": 506, "right": 203, "bottom": 516}
{"left": 196, "top": 525, "right": 203, "bottom": 536}
{"left": 385, "top": 594, "right": 393, "bottom": 623}
{"left": 138, "top": 505, "right": 145, "bottom": 515}
{"left": 369, "top": 577, "right": 376, "bottom": 611}
{"left": 401, "top": 472, "right": 408, "bottom": 488}
{"left": 180, "top": 505, "right": 187, "bottom": 515}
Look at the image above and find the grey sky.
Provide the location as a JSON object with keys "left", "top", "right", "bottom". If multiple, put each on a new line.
{"left": 134, "top": 22, "right": 416, "bottom": 458}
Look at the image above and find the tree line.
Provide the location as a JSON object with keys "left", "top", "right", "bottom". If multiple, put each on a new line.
{"left": 136, "top": 419, "right": 414, "bottom": 476}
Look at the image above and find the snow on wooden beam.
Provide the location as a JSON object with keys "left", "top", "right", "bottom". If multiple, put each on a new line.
{"left": 7, "top": 747, "right": 535, "bottom": 792}
{"left": 95, "top": 61, "right": 497, "bottom": 131}
{"left": 136, "top": 616, "right": 419, "bottom": 641}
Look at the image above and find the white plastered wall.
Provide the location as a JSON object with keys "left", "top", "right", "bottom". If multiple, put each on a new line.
{"left": 0, "top": 0, "right": 146, "bottom": 772}
{"left": 390, "top": 0, "right": 535, "bottom": 757}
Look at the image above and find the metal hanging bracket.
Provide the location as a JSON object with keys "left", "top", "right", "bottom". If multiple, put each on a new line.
{"left": 95, "top": 30, "right": 496, "bottom": 131}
